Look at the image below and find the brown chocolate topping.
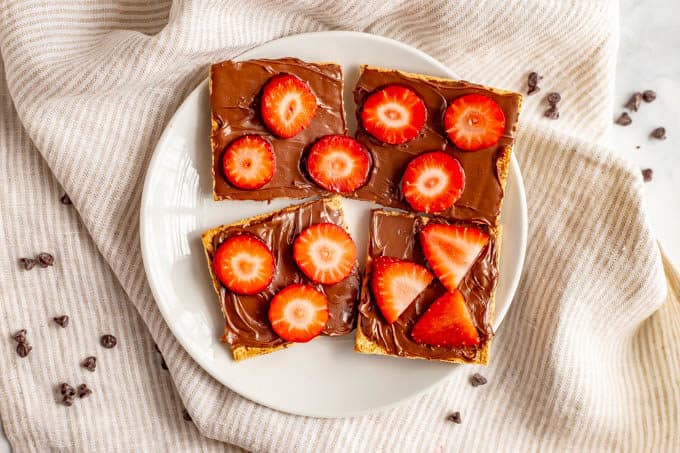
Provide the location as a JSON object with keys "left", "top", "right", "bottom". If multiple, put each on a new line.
{"left": 358, "top": 210, "right": 497, "bottom": 361}
{"left": 208, "top": 198, "right": 360, "bottom": 349}
{"left": 210, "top": 58, "right": 346, "bottom": 200}
{"left": 351, "top": 67, "right": 521, "bottom": 225}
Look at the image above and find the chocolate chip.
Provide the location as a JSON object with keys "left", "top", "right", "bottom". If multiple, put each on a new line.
{"left": 544, "top": 107, "right": 560, "bottom": 119}
{"left": 53, "top": 315, "right": 69, "bottom": 328}
{"left": 60, "top": 383, "right": 76, "bottom": 397}
{"left": 642, "top": 168, "right": 653, "bottom": 182}
{"left": 77, "top": 384, "right": 92, "bottom": 398}
{"left": 527, "top": 86, "right": 541, "bottom": 96}
{"left": 635, "top": 145, "right": 641, "bottom": 149}
{"left": 82, "top": 356, "right": 97, "bottom": 372}
{"left": 615, "top": 112, "right": 632, "bottom": 126}
{"left": 527, "top": 72, "right": 542, "bottom": 95}
{"left": 161, "top": 357, "right": 168, "bottom": 370}
{"left": 37, "top": 253, "right": 54, "bottom": 267}
{"left": 447, "top": 412, "right": 461, "bottom": 424}
{"left": 100, "top": 334, "right": 117, "bottom": 349}
{"left": 470, "top": 373, "right": 488, "bottom": 387}
{"left": 62, "top": 395, "right": 74, "bottom": 407}
{"left": 547, "top": 92, "right": 561, "bottom": 105}
{"left": 60, "top": 194, "right": 72, "bottom": 205}
{"left": 13, "top": 329, "right": 27, "bottom": 344}
{"left": 651, "top": 127, "right": 666, "bottom": 140}
{"left": 182, "top": 409, "right": 192, "bottom": 422}
{"left": 625, "top": 92, "right": 642, "bottom": 112}
{"left": 642, "top": 90, "right": 656, "bottom": 103}
{"left": 19, "top": 258, "right": 37, "bottom": 270}
{"left": 16, "top": 342, "right": 32, "bottom": 358}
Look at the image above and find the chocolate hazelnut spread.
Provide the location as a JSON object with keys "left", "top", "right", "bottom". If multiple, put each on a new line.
{"left": 351, "top": 67, "right": 521, "bottom": 225}
{"left": 358, "top": 210, "right": 497, "bottom": 361}
{"left": 207, "top": 198, "right": 360, "bottom": 350}
{"left": 210, "top": 58, "right": 346, "bottom": 201}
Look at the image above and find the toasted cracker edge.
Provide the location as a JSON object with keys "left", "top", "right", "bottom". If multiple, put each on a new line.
{"left": 201, "top": 196, "right": 346, "bottom": 361}
{"left": 353, "top": 208, "right": 498, "bottom": 365}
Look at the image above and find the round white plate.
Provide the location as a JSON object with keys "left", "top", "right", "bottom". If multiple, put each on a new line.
{"left": 140, "top": 31, "right": 527, "bottom": 418}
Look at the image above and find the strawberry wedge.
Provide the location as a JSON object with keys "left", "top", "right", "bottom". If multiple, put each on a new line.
{"left": 411, "top": 290, "right": 480, "bottom": 348}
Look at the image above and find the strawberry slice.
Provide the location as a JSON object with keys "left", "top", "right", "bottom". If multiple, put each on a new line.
{"left": 260, "top": 74, "right": 318, "bottom": 138}
{"left": 419, "top": 223, "right": 489, "bottom": 292}
{"left": 401, "top": 151, "right": 465, "bottom": 213}
{"left": 306, "top": 135, "right": 372, "bottom": 193}
{"left": 293, "top": 223, "right": 357, "bottom": 285}
{"left": 213, "top": 233, "right": 275, "bottom": 295}
{"left": 444, "top": 94, "right": 506, "bottom": 151}
{"left": 222, "top": 135, "right": 276, "bottom": 190}
{"left": 411, "top": 290, "right": 480, "bottom": 348}
{"left": 360, "top": 85, "right": 426, "bottom": 144}
{"left": 268, "top": 284, "right": 329, "bottom": 342}
{"left": 370, "top": 256, "right": 434, "bottom": 324}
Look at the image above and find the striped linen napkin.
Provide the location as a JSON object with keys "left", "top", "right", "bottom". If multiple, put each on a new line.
{"left": 1, "top": 1, "right": 678, "bottom": 451}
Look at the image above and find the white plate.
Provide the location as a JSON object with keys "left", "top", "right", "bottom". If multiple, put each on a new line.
{"left": 140, "top": 31, "right": 527, "bottom": 418}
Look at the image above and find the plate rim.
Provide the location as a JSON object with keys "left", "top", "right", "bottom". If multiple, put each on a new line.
{"left": 140, "top": 30, "right": 528, "bottom": 418}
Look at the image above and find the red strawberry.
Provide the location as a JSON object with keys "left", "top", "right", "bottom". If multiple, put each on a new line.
{"left": 268, "top": 284, "right": 329, "bottom": 342}
{"left": 222, "top": 135, "right": 276, "bottom": 190}
{"left": 260, "top": 74, "right": 318, "bottom": 138}
{"left": 444, "top": 94, "right": 505, "bottom": 151}
{"left": 213, "top": 233, "right": 275, "bottom": 295}
{"left": 306, "top": 135, "right": 372, "bottom": 193}
{"left": 293, "top": 223, "right": 357, "bottom": 285}
{"left": 419, "top": 223, "right": 489, "bottom": 292}
{"left": 360, "top": 85, "right": 427, "bottom": 144}
{"left": 370, "top": 256, "right": 434, "bottom": 324}
{"left": 401, "top": 151, "right": 465, "bottom": 213}
{"left": 411, "top": 290, "right": 480, "bottom": 348}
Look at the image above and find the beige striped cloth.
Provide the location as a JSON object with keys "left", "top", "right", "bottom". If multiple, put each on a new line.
{"left": 1, "top": 0, "right": 678, "bottom": 451}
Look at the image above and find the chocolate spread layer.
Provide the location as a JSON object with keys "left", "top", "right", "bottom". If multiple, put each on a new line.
{"left": 352, "top": 67, "right": 521, "bottom": 225}
{"left": 358, "top": 210, "right": 497, "bottom": 361}
{"left": 210, "top": 58, "right": 346, "bottom": 201}
{"left": 207, "top": 198, "right": 360, "bottom": 349}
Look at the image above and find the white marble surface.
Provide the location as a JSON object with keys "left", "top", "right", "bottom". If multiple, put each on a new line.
{"left": 1, "top": 1, "right": 678, "bottom": 450}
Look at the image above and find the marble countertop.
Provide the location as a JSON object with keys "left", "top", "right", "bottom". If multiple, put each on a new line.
{"left": 0, "top": 1, "right": 677, "bottom": 450}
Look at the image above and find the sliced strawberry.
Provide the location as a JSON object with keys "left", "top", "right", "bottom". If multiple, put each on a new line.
{"left": 268, "top": 284, "right": 329, "bottom": 342}
{"left": 222, "top": 135, "right": 276, "bottom": 190}
{"left": 444, "top": 94, "right": 506, "bottom": 151}
{"left": 306, "top": 135, "right": 372, "bottom": 193}
{"left": 213, "top": 233, "right": 275, "bottom": 295}
{"left": 360, "top": 85, "right": 426, "bottom": 144}
{"left": 411, "top": 290, "right": 480, "bottom": 348}
{"left": 260, "top": 74, "right": 318, "bottom": 138}
{"left": 370, "top": 256, "right": 434, "bottom": 324}
{"left": 401, "top": 151, "right": 465, "bottom": 213}
{"left": 293, "top": 223, "right": 357, "bottom": 285}
{"left": 419, "top": 223, "right": 489, "bottom": 292}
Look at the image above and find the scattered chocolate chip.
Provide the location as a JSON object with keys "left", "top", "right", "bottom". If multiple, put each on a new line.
{"left": 651, "top": 127, "right": 666, "bottom": 140}
{"left": 642, "top": 90, "right": 656, "bottom": 103}
{"left": 547, "top": 92, "right": 561, "bottom": 105}
{"left": 60, "top": 383, "right": 76, "bottom": 397}
{"left": 447, "top": 412, "right": 462, "bottom": 424}
{"left": 470, "top": 373, "right": 488, "bottom": 387}
{"left": 53, "top": 315, "right": 69, "bottom": 328}
{"left": 16, "top": 342, "right": 32, "bottom": 358}
{"left": 62, "top": 395, "right": 74, "bottom": 407}
{"left": 182, "top": 409, "right": 192, "bottom": 422}
{"left": 625, "top": 92, "right": 642, "bottom": 112}
{"left": 635, "top": 145, "right": 641, "bottom": 149}
{"left": 161, "top": 357, "right": 168, "bottom": 370}
{"left": 37, "top": 253, "right": 54, "bottom": 268}
{"left": 544, "top": 107, "right": 560, "bottom": 120}
{"left": 19, "top": 257, "right": 37, "bottom": 270}
{"left": 60, "top": 194, "right": 72, "bottom": 205}
{"left": 82, "top": 356, "right": 97, "bottom": 372}
{"left": 642, "top": 168, "right": 653, "bottom": 182}
{"left": 77, "top": 384, "right": 92, "bottom": 398}
{"left": 615, "top": 112, "right": 632, "bottom": 126}
{"left": 13, "top": 329, "right": 27, "bottom": 344}
{"left": 527, "top": 72, "right": 542, "bottom": 95}
{"left": 100, "top": 334, "right": 117, "bottom": 349}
